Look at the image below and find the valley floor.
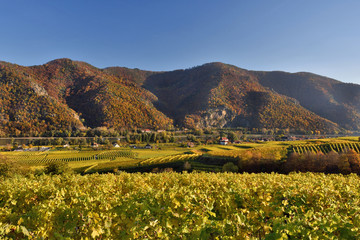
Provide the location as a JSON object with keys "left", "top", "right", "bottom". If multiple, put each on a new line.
{"left": 2, "top": 136, "right": 360, "bottom": 174}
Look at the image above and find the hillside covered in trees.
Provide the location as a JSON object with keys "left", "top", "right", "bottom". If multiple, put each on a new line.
{"left": 139, "top": 63, "right": 338, "bottom": 132}
{"left": 0, "top": 59, "right": 172, "bottom": 136}
{"left": 2, "top": 59, "right": 360, "bottom": 135}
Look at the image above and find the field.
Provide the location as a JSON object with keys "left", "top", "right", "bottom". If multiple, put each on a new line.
{"left": 1, "top": 172, "right": 360, "bottom": 239}
{"left": 1, "top": 147, "right": 193, "bottom": 173}
{"left": 2, "top": 138, "right": 360, "bottom": 239}
{"left": 289, "top": 142, "right": 360, "bottom": 154}
{"left": 2, "top": 137, "right": 360, "bottom": 174}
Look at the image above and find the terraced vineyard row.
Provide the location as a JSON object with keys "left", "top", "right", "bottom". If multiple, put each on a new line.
{"left": 97, "top": 150, "right": 137, "bottom": 160}
{"left": 290, "top": 142, "right": 360, "bottom": 154}
{"left": 5, "top": 150, "right": 137, "bottom": 165}
{"left": 140, "top": 153, "right": 201, "bottom": 166}
{"left": 4, "top": 152, "right": 47, "bottom": 161}
{"left": 21, "top": 155, "right": 97, "bottom": 165}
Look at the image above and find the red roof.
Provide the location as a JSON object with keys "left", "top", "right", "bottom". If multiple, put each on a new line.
{"left": 220, "top": 137, "right": 229, "bottom": 141}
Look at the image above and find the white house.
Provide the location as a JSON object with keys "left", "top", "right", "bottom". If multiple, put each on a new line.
{"left": 219, "top": 137, "right": 229, "bottom": 145}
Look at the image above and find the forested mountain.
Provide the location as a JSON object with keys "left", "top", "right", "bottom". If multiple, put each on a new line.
{"left": 0, "top": 61, "right": 84, "bottom": 136}
{"left": 0, "top": 59, "right": 172, "bottom": 136}
{"left": 141, "top": 63, "right": 338, "bottom": 132}
{"left": 104, "top": 66, "right": 155, "bottom": 86}
{"left": 253, "top": 71, "right": 360, "bottom": 130}
{"left": 1, "top": 59, "right": 360, "bottom": 135}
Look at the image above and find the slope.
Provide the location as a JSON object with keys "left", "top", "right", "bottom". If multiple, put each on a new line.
{"left": 254, "top": 71, "right": 360, "bottom": 130}
{"left": 103, "top": 66, "right": 156, "bottom": 86}
{"left": 30, "top": 59, "right": 173, "bottom": 130}
{"left": 2, "top": 59, "right": 360, "bottom": 135}
{"left": 142, "top": 63, "right": 339, "bottom": 132}
{"left": 0, "top": 59, "right": 173, "bottom": 136}
{"left": 0, "top": 61, "right": 84, "bottom": 136}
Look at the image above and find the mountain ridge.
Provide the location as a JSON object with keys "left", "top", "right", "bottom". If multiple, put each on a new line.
{"left": 1, "top": 59, "right": 359, "bottom": 135}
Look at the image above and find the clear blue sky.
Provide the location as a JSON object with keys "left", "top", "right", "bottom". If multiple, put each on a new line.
{"left": 1, "top": 0, "right": 360, "bottom": 83}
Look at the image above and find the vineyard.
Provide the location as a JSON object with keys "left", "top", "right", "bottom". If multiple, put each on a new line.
{"left": 1, "top": 149, "right": 205, "bottom": 173}
{"left": 140, "top": 153, "right": 201, "bottom": 166}
{"left": 1, "top": 172, "right": 360, "bottom": 239}
{"left": 3, "top": 150, "right": 137, "bottom": 165}
{"left": 289, "top": 142, "right": 360, "bottom": 154}
{"left": 3, "top": 138, "right": 360, "bottom": 174}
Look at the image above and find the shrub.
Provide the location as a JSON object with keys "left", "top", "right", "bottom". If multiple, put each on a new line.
{"left": 324, "top": 151, "right": 340, "bottom": 173}
{"left": 0, "top": 159, "right": 13, "bottom": 177}
{"left": 0, "top": 155, "right": 30, "bottom": 177}
{"left": 222, "top": 162, "right": 238, "bottom": 172}
{"left": 183, "top": 161, "right": 192, "bottom": 171}
{"left": 337, "top": 154, "right": 352, "bottom": 174}
{"left": 45, "top": 162, "right": 72, "bottom": 175}
{"left": 284, "top": 150, "right": 358, "bottom": 174}
{"left": 284, "top": 152, "right": 301, "bottom": 173}
{"left": 343, "top": 149, "right": 360, "bottom": 174}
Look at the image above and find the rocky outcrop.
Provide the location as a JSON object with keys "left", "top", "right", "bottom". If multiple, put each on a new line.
{"left": 30, "top": 81, "right": 48, "bottom": 96}
{"left": 185, "top": 107, "right": 235, "bottom": 128}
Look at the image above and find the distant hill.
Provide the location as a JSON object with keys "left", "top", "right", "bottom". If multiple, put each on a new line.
{"left": 0, "top": 61, "right": 84, "bottom": 136}
{"left": 103, "top": 66, "right": 156, "bottom": 86}
{"left": 141, "top": 63, "right": 339, "bottom": 132}
{"left": 253, "top": 71, "right": 360, "bottom": 130}
{"left": 2, "top": 59, "right": 360, "bottom": 135}
{"left": 0, "top": 59, "right": 172, "bottom": 136}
